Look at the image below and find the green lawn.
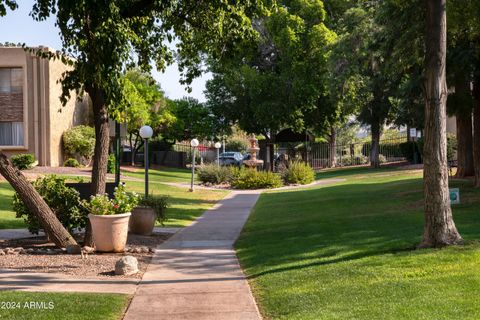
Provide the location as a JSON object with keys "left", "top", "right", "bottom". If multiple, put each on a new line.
{"left": 0, "top": 167, "right": 227, "bottom": 229}
{"left": 121, "top": 166, "right": 192, "bottom": 183}
{"left": 0, "top": 291, "right": 129, "bottom": 320}
{"left": 236, "top": 167, "right": 480, "bottom": 320}
{"left": 0, "top": 182, "right": 25, "bottom": 229}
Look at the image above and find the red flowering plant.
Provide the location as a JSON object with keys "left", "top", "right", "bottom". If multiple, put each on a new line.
{"left": 83, "top": 184, "right": 139, "bottom": 215}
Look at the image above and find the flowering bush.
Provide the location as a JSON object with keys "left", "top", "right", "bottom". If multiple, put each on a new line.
{"left": 84, "top": 184, "right": 139, "bottom": 215}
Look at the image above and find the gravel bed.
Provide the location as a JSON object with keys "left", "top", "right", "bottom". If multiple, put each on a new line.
{"left": 0, "top": 232, "right": 171, "bottom": 278}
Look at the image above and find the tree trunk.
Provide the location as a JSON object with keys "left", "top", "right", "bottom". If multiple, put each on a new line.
{"left": 83, "top": 86, "right": 110, "bottom": 247}
{"left": 0, "top": 152, "right": 77, "bottom": 248}
{"left": 421, "top": 0, "right": 461, "bottom": 248}
{"left": 328, "top": 127, "right": 337, "bottom": 168}
{"left": 454, "top": 70, "right": 474, "bottom": 177}
{"left": 370, "top": 122, "right": 381, "bottom": 168}
{"left": 473, "top": 82, "right": 480, "bottom": 187}
{"left": 455, "top": 112, "right": 474, "bottom": 177}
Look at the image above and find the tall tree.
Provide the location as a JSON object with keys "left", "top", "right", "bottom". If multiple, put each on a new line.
{"left": 421, "top": 0, "right": 461, "bottom": 247}
{"left": 0, "top": 0, "right": 77, "bottom": 247}
{"left": 207, "top": 0, "right": 337, "bottom": 161}
{"left": 31, "top": 0, "right": 268, "bottom": 245}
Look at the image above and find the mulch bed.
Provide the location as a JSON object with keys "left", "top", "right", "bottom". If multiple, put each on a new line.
{"left": 0, "top": 232, "right": 172, "bottom": 278}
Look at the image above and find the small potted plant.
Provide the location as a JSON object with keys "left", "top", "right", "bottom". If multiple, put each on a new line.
{"left": 84, "top": 185, "right": 139, "bottom": 252}
{"left": 129, "top": 196, "right": 168, "bottom": 236}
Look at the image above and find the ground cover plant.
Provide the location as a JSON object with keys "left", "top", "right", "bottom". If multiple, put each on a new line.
{"left": 236, "top": 167, "right": 480, "bottom": 319}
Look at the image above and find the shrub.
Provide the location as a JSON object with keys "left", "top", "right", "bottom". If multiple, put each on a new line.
{"left": 138, "top": 196, "right": 169, "bottom": 225}
{"left": 339, "top": 155, "right": 368, "bottom": 166}
{"left": 83, "top": 184, "right": 139, "bottom": 215}
{"left": 225, "top": 139, "right": 249, "bottom": 153}
{"left": 11, "top": 154, "right": 36, "bottom": 170}
{"left": 12, "top": 175, "right": 88, "bottom": 234}
{"left": 197, "top": 164, "right": 232, "bottom": 185}
{"left": 281, "top": 161, "right": 315, "bottom": 185}
{"left": 379, "top": 154, "right": 387, "bottom": 164}
{"left": 107, "top": 154, "right": 116, "bottom": 174}
{"left": 63, "top": 125, "right": 95, "bottom": 162}
{"left": 446, "top": 134, "right": 457, "bottom": 161}
{"left": 231, "top": 167, "right": 283, "bottom": 189}
{"left": 64, "top": 158, "right": 80, "bottom": 168}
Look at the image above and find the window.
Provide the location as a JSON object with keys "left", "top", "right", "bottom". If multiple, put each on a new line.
{"left": 0, "top": 67, "right": 24, "bottom": 146}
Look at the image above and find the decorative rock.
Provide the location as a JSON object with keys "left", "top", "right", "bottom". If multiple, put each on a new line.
{"left": 13, "top": 247, "right": 23, "bottom": 252}
{"left": 5, "top": 249, "right": 14, "bottom": 255}
{"left": 132, "top": 247, "right": 141, "bottom": 254}
{"left": 82, "top": 246, "right": 95, "bottom": 254}
{"left": 149, "top": 247, "right": 155, "bottom": 253}
{"left": 0, "top": 249, "right": 5, "bottom": 255}
{"left": 66, "top": 244, "right": 82, "bottom": 254}
{"left": 26, "top": 248, "right": 35, "bottom": 254}
{"left": 115, "top": 256, "right": 139, "bottom": 275}
{"left": 141, "top": 247, "right": 150, "bottom": 254}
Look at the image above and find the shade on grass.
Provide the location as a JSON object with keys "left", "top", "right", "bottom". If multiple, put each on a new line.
{"left": 0, "top": 291, "right": 129, "bottom": 320}
{"left": 121, "top": 166, "right": 192, "bottom": 183}
{"left": 236, "top": 167, "right": 480, "bottom": 320}
{"left": 125, "top": 180, "right": 226, "bottom": 227}
{"left": 0, "top": 168, "right": 226, "bottom": 229}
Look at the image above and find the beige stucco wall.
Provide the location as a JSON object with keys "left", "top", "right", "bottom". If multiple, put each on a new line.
{"left": 47, "top": 57, "right": 91, "bottom": 166}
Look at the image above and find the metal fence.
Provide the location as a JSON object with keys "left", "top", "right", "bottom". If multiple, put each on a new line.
{"left": 308, "top": 136, "right": 407, "bottom": 170}
{"left": 173, "top": 143, "right": 217, "bottom": 164}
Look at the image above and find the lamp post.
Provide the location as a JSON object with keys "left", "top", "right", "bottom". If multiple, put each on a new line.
{"left": 139, "top": 125, "right": 153, "bottom": 198}
{"left": 214, "top": 142, "right": 222, "bottom": 167}
{"left": 190, "top": 138, "right": 199, "bottom": 192}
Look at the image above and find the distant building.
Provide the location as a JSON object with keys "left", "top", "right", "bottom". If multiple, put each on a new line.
{"left": 0, "top": 46, "right": 91, "bottom": 166}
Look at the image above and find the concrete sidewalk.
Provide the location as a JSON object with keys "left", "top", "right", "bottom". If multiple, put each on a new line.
{"left": 124, "top": 191, "right": 262, "bottom": 320}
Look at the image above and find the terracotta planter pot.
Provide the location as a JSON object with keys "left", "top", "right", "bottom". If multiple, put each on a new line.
{"left": 88, "top": 212, "right": 131, "bottom": 252}
{"left": 129, "top": 207, "right": 156, "bottom": 236}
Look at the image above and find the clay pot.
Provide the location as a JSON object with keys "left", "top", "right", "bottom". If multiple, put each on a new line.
{"left": 129, "top": 207, "right": 156, "bottom": 236}
{"left": 88, "top": 213, "right": 131, "bottom": 252}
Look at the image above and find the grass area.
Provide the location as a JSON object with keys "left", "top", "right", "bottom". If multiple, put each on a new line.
{"left": 121, "top": 166, "right": 192, "bottom": 183}
{"left": 0, "top": 182, "right": 25, "bottom": 229}
{"left": 125, "top": 180, "right": 226, "bottom": 227}
{"left": 0, "top": 291, "right": 129, "bottom": 320}
{"left": 0, "top": 167, "right": 226, "bottom": 229}
{"left": 236, "top": 167, "right": 480, "bottom": 320}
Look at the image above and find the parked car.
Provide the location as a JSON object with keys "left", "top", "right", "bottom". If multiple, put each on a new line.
{"left": 219, "top": 152, "right": 244, "bottom": 166}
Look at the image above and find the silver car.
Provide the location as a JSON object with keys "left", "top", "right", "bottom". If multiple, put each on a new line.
{"left": 219, "top": 152, "right": 244, "bottom": 166}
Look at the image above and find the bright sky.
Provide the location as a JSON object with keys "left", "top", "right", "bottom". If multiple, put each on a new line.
{"left": 0, "top": 1, "right": 210, "bottom": 101}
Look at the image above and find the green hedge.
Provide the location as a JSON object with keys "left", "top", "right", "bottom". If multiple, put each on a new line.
{"left": 11, "top": 154, "right": 36, "bottom": 170}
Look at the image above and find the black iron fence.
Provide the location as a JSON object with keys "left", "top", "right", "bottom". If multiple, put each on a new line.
{"left": 307, "top": 136, "right": 408, "bottom": 170}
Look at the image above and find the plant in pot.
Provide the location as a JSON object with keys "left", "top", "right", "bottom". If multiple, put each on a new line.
{"left": 129, "top": 196, "right": 168, "bottom": 236}
{"left": 83, "top": 185, "right": 139, "bottom": 252}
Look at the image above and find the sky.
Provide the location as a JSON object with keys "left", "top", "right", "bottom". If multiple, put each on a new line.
{"left": 0, "top": 1, "right": 210, "bottom": 102}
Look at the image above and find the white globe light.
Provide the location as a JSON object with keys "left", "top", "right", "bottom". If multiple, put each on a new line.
{"left": 214, "top": 142, "right": 222, "bottom": 149}
{"left": 139, "top": 125, "right": 153, "bottom": 139}
{"left": 190, "top": 138, "right": 199, "bottom": 147}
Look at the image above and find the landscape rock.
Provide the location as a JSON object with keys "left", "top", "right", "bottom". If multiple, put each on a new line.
{"left": 66, "top": 244, "right": 82, "bottom": 254}
{"left": 0, "top": 249, "right": 5, "bottom": 255}
{"left": 115, "top": 256, "right": 138, "bottom": 276}
{"left": 82, "top": 246, "right": 95, "bottom": 254}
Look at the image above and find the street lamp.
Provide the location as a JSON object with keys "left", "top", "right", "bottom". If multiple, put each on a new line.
{"left": 190, "top": 138, "right": 199, "bottom": 192}
{"left": 139, "top": 125, "right": 153, "bottom": 197}
{"left": 214, "top": 142, "right": 222, "bottom": 167}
